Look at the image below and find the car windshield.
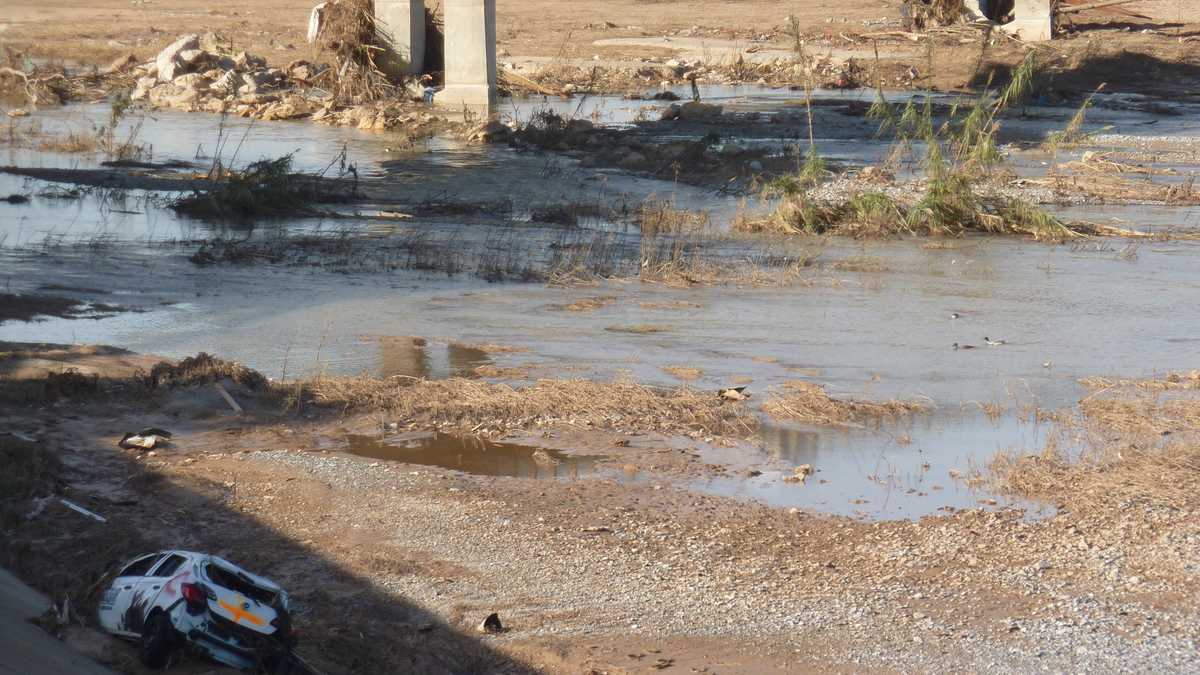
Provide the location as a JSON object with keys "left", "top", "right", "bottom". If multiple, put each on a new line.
{"left": 204, "top": 562, "right": 277, "bottom": 606}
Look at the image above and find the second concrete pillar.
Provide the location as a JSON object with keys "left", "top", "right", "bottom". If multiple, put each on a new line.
{"left": 374, "top": 0, "right": 426, "bottom": 74}
{"left": 436, "top": 0, "right": 497, "bottom": 108}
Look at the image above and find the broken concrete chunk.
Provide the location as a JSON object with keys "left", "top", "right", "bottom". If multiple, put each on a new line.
{"left": 156, "top": 34, "right": 200, "bottom": 82}
{"left": 132, "top": 75, "right": 158, "bottom": 101}
{"left": 198, "top": 31, "right": 225, "bottom": 54}
{"left": 234, "top": 51, "right": 267, "bottom": 71}
{"left": 172, "top": 72, "right": 211, "bottom": 92}
{"left": 209, "top": 70, "right": 242, "bottom": 96}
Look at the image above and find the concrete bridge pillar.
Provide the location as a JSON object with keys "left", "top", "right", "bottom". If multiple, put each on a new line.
{"left": 374, "top": 0, "right": 426, "bottom": 74}
{"left": 435, "top": 0, "right": 497, "bottom": 108}
{"left": 1001, "top": 0, "right": 1052, "bottom": 41}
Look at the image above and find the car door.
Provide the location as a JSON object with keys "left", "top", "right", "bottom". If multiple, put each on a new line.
{"left": 139, "top": 553, "right": 190, "bottom": 610}
{"left": 98, "top": 553, "right": 163, "bottom": 637}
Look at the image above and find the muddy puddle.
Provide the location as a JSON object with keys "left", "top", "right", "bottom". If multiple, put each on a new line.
{"left": 344, "top": 432, "right": 608, "bottom": 480}
{"left": 4, "top": 85, "right": 1200, "bottom": 520}
{"left": 696, "top": 413, "right": 1059, "bottom": 520}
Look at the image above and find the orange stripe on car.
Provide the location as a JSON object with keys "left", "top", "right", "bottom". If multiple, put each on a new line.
{"left": 217, "top": 596, "right": 265, "bottom": 626}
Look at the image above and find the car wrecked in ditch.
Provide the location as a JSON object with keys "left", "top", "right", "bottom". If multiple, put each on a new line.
{"left": 98, "top": 550, "right": 296, "bottom": 672}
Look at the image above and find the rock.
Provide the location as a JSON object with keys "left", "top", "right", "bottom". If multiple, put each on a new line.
{"left": 467, "top": 120, "right": 511, "bottom": 143}
{"left": 178, "top": 49, "right": 208, "bottom": 67}
{"left": 286, "top": 60, "right": 323, "bottom": 81}
{"left": 238, "top": 68, "right": 283, "bottom": 95}
{"left": 747, "top": 160, "right": 764, "bottom": 172}
{"left": 156, "top": 34, "right": 200, "bottom": 82}
{"left": 199, "top": 32, "right": 225, "bottom": 53}
{"left": 209, "top": 70, "right": 242, "bottom": 96}
{"left": 661, "top": 101, "right": 721, "bottom": 121}
{"left": 132, "top": 76, "right": 158, "bottom": 101}
{"left": 148, "top": 83, "right": 201, "bottom": 109}
{"left": 172, "top": 73, "right": 210, "bottom": 92}
{"left": 477, "top": 613, "right": 503, "bottom": 634}
{"left": 234, "top": 51, "right": 267, "bottom": 71}
{"left": 102, "top": 53, "right": 139, "bottom": 75}
{"left": 260, "top": 96, "right": 314, "bottom": 121}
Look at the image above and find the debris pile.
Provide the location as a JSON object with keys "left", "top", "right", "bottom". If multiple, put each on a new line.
{"left": 127, "top": 32, "right": 443, "bottom": 135}
{"left": 309, "top": 0, "right": 407, "bottom": 103}
{"left": 131, "top": 33, "right": 320, "bottom": 120}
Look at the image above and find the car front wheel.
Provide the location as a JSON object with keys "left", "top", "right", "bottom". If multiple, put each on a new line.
{"left": 140, "top": 611, "right": 175, "bottom": 668}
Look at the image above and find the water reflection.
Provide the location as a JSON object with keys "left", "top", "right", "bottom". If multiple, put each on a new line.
{"left": 346, "top": 432, "right": 606, "bottom": 480}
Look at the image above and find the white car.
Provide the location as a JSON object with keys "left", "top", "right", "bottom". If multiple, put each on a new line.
{"left": 97, "top": 550, "right": 295, "bottom": 672}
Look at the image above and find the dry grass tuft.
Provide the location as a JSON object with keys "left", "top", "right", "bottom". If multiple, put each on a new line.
{"left": 550, "top": 295, "right": 618, "bottom": 312}
{"left": 447, "top": 342, "right": 528, "bottom": 354}
{"left": 662, "top": 366, "right": 704, "bottom": 381}
{"left": 637, "top": 200, "right": 711, "bottom": 236}
{"left": 145, "top": 352, "right": 267, "bottom": 390}
{"left": 992, "top": 377, "right": 1200, "bottom": 512}
{"left": 1080, "top": 371, "right": 1200, "bottom": 392}
{"left": 763, "top": 381, "right": 931, "bottom": 427}
{"left": 300, "top": 375, "right": 757, "bottom": 437}
{"left": 991, "top": 439, "right": 1200, "bottom": 512}
{"left": 831, "top": 256, "right": 891, "bottom": 273}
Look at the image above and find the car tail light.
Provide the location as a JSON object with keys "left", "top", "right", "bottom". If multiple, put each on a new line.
{"left": 181, "top": 583, "right": 208, "bottom": 609}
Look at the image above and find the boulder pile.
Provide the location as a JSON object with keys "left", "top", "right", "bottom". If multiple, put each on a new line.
{"left": 131, "top": 33, "right": 325, "bottom": 121}
{"left": 128, "top": 32, "right": 446, "bottom": 134}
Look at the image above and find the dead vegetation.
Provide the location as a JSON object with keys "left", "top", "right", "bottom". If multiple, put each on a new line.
{"left": 662, "top": 366, "right": 704, "bottom": 381}
{"left": 549, "top": 295, "right": 618, "bottom": 312}
{"left": 173, "top": 154, "right": 357, "bottom": 222}
{"left": 992, "top": 372, "right": 1200, "bottom": 512}
{"left": 1080, "top": 371, "right": 1200, "bottom": 392}
{"left": 991, "top": 428, "right": 1200, "bottom": 512}
{"left": 144, "top": 352, "right": 268, "bottom": 390}
{"left": 300, "top": 375, "right": 758, "bottom": 437}
{"left": 763, "top": 380, "right": 931, "bottom": 427}
{"left": 310, "top": 0, "right": 408, "bottom": 103}
{"left": 741, "top": 52, "right": 1151, "bottom": 242}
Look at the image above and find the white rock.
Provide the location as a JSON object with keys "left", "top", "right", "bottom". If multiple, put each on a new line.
{"left": 132, "top": 75, "right": 158, "bottom": 101}
{"left": 156, "top": 34, "right": 200, "bottom": 83}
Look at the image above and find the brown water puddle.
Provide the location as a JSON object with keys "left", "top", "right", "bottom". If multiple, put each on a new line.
{"left": 345, "top": 433, "right": 608, "bottom": 480}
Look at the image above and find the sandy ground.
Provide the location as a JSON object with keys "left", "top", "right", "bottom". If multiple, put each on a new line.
{"left": 1, "top": 0, "right": 1198, "bottom": 96}
{"left": 1, "top": 345, "right": 1198, "bottom": 674}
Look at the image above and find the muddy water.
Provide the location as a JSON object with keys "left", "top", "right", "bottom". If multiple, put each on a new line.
{"left": 345, "top": 432, "right": 608, "bottom": 480}
{"left": 3, "top": 88, "right": 1199, "bottom": 519}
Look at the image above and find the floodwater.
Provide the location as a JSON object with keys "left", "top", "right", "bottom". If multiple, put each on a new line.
{"left": 3, "top": 86, "right": 1199, "bottom": 519}
{"left": 345, "top": 432, "right": 608, "bottom": 480}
